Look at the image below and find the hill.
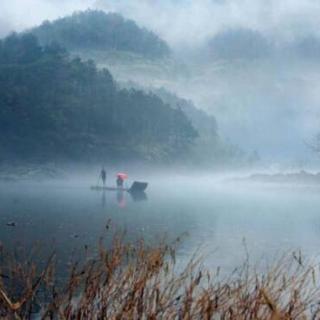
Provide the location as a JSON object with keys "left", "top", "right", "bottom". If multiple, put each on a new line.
{"left": 207, "top": 28, "right": 271, "bottom": 61}
{"left": 120, "top": 83, "right": 254, "bottom": 167}
{"left": 29, "top": 10, "right": 170, "bottom": 59}
{"left": 0, "top": 33, "right": 196, "bottom": 163}
{"left": 150, "top": 88, "right": 253, "bottom": 167}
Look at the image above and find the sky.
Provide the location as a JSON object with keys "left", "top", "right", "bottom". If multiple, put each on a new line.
{"left": 0, "top": 0, "right": 94, "bottom": 36}
{"left": 2, "top": 0, "right": 320, "bottom": 45}
{"left": 1, "top": 0, "right": 320, "bottom": 166}
{"left": 96, "top": 0, "right": 320, "bottom": 48}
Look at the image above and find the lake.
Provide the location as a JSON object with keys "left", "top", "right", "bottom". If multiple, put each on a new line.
{"left": 1, "top": 173, "right": 320, "bottom": 275}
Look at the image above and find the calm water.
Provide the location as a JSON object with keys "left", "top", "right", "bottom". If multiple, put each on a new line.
{"left": 1, "top": 174, "right": 320, "bottom": 273}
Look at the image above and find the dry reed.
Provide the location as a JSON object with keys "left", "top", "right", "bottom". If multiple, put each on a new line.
{"left": 0, "top": 233, "right": 320, "bottom": 319}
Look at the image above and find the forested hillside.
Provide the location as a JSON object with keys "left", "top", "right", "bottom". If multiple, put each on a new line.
{"left": 147, "top": 88, "right": 251, "bottom": 166}
{"left": 119, "top": 82, "right": 252, "bottom": 167}
{"left": 29, "top": 10, "right": 170, "bottom": 59}
{"left": 0, "top": 33, "right": 196, "bottom": 163}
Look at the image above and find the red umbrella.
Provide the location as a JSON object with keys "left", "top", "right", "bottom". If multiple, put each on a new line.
{"left": 117, "top": 173, "right": 128, "bottom": 180}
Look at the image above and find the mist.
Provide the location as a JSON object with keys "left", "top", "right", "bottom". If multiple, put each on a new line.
{"left": 3, "top": 0, "right": 320, "bottom": 45}
{"left": 0, "top": 0, "right": 94, "bottom": 36}
{"left": 93, "top": 0, "right": 320, "bottom": 166}
{"left": 1, "top": 0, "right": 320, "bottom": 167}
{"left": 95, "top": 0, "right": 320, "bottom": 48}
{"left": 3, "top": 3, "right": 320, "bottom": 316}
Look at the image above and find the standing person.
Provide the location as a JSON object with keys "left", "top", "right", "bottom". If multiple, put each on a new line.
{"left": 116, "top": 176, "right": 124, "bottom": 188}
{"left": 116, "top": 173, "right": 127, "bottom": 188}
{"left": 100, "top": 168, "right": 106, "bottom": 186}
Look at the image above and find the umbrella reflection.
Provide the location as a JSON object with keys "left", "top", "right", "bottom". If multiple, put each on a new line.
{"left": 117, "top": 191, "right": 126, "bottom": 208}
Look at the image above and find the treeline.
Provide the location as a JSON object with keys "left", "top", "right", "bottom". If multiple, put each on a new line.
{"left": 0, "top": 33, "right": 197, "bottom": 163}
{"left": 30, "top": 10, "right": 170, "bottom": 59}
{"left": 153, "top": 89, "right": 261, "bottom": 167}
{"left": 121, "top": 83, "right": 256, "bottom": 167}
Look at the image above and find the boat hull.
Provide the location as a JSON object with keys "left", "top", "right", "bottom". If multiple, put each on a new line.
{"left": 91, "top": 181, "right": 148, "bottom": 193}
{"left": 91, "top": 186, "right": 128, "bottom": 191}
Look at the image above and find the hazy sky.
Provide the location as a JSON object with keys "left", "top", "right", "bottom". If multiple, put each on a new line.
{"left": 96, "top": 0, "right": 320, "bottom": 48}
{"left": 2, "top": 0, "right": 320, "bottom": 46}
{"left": 0, "top": 0, "right": 94, "bottom": 36}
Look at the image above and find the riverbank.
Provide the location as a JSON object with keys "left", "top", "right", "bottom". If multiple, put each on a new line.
{"left": 0, "top": 163, "right": 66, "bottom": 182}
{"left": 234, "top": 170, "right": 320, "bottom": 185}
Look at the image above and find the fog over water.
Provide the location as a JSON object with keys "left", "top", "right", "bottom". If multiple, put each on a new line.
{"left": 1, "top": 172, "right": 320, "bottom": 274}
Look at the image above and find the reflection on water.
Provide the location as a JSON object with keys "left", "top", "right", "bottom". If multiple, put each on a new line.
{"left": 1, "top": 176, "right": 320, "bottom": 274}
{"left": 99, "top": 189, "right": 147, "bottom": 208}
{"left": 117, "top": 190, "right": 126, "bottom": 208}
{"left": 130, "top": 191, "right": 148, "bottom": 202}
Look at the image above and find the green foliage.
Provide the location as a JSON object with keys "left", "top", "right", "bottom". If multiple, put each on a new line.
{"left": 30, "top": 10, "right": 170, "bottom": 59}
{"left": 0, "top": 33, "right": 196, "bottom": 163}
{"left": 152, "top": 87, "right": 218, "bottom": 139}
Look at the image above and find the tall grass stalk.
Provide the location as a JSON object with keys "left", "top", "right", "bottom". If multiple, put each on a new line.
{"left": 0, "top": 234, "right": 319, "bottom": 319}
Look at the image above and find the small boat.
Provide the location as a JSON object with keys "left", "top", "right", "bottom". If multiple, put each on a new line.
{"left": 91, "top": 181, "right": 148, "bottom": 193}
{"left": 129, "top": 181, "right": 148, "bottom": 193}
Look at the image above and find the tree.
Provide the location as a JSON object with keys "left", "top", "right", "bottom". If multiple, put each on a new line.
{"left": 0, "top": 34, "right": 195, "bottom": 163}
{"left": 30, "top": 10, "right": 170, "bottom": 59}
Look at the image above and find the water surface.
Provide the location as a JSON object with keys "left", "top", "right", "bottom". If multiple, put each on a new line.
{"left": 1, "top": 174, "right": 320, "bottom": 274}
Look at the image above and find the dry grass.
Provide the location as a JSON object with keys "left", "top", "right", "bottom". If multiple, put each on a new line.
{"left": 0, "top": 234, "right": 320, "bottom": 319}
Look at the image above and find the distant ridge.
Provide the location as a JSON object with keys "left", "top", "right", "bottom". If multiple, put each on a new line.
{"left": 235, "top": 171, "right": 320, "bottom": 185}
{"left": 29, "top": 10, "right": 170, "bottom": 59}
